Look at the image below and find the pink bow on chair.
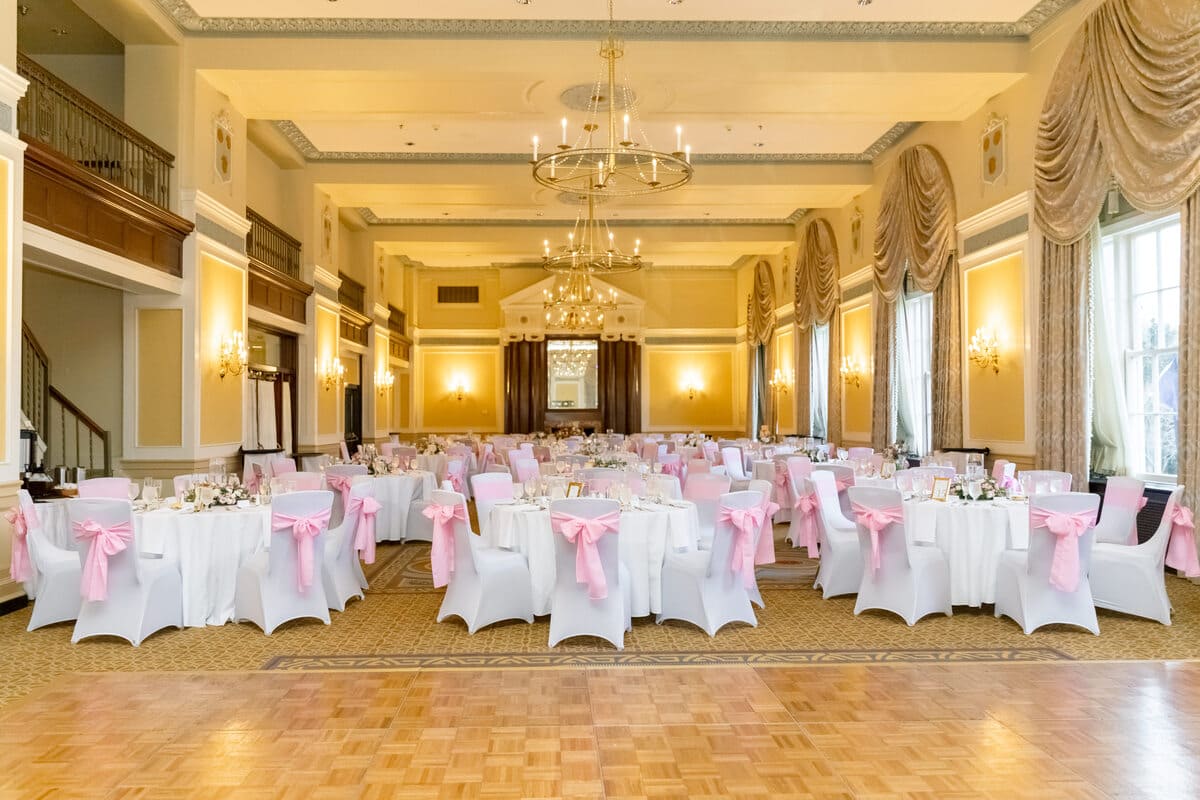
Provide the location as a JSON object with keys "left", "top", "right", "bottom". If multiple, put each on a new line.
{"left": 755, "top": 496, "right": 780, "bottom": 566}
{"left": 326, "top": 474, "right": 354, "bottom": 509}
{"left": 717, "top": 505, "right": 766, "bottom": 588}
{"left": 423, "top": 502, "right": 467, "bottom": 588}
{"left": 6, "top": 505, "right": 37, "bottom": 583}
{"left": 851, "top": 503, "right": 905, "bottom": 576}
{"left": 834, "top": 475, "right": 854, "bottom": 492}
{"left": 1166, "top": 505, "right": 1200, "bottom": 578}
{"left": 550, "top": 511, "right": 621, "bottom": 600}
{"left": 1030, "top": 507, "right": 1096, "bottom": 592}
{"left": 661, "top": 460, "right": 684, "bottom": 480}
{"left": 446, "top": 469, "right": 465, "bottom": 493}
{"left": 245, "top": 465, "right": 262, "bottom": 494}
{"left": 348, "top": 495, "right": 382, "bottom": 565}
{"left": 272, "top": 508, "right": 332, "bottom": 593}
{"left": 72, "top": 518, "right": 134, "bottom": 601}
{"left": 793, "top": 491, "right": 820, "bottom": 558}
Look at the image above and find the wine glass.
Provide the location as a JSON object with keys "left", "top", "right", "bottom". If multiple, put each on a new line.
{"left": 127, "top": 480, "right": 141, "bottom": 504}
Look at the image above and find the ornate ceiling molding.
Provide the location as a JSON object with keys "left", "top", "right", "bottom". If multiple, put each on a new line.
{"left": 358, "top": 208, "right": 807, "bottom": 227}
{"left": 275, "top": 120, "right": 914, "bottom": 165}
{"left": 153, "top": 1, "right": 1077, "bottom": 40}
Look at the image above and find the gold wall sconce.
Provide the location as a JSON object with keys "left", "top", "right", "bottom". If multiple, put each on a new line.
{"left": 968, "top": 327, "right": 1001, "bottom": 374}
{"left": 218, "top": 331, "right": 248, "bottom": 379}
{"left": 840, "top": 355, "right": 865, "bottom": 388}
{"left": 768, "top": 367, "right": 793, "bottom": 396}
{"left": 376, "top": 369, "right": 395, "bottom": 395}
{"left": 681, "top": 372, "right": 702, "bottom": 400}
{"left": 320, "top": 358, "right": 345, "bottom": 391}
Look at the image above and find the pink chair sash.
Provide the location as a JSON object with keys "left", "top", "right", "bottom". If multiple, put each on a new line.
{"left": 717, "top": 505, "right": 766, "bottom": 588}
{"left": 271, "top": 508, "right": 332, "bottom": 593}
{"left": 661, "top": 460, "right": 684, "bottom": 480}
{"left": 245, "top": 464, "right": 263, "bottom": 493}
{"left": 273, "top": 459, "right": 296, "bottom": 475}
{"left": 6, "top": 505, "right": 36, "bottom": 583}
{"left": 72, "top": 518, "right": 134, "bottom": 602}
{"left": 446, "top": 463, "right": 465, "bottom": 493}
{"left": 347, "top": 495, "right": 382, "bottom": 565}
{"left": 550, "top": 510, "right": 621, "bottom": 600}
{"left": 1166, "top": 505, "right": 1200, "bottom": 577}
{"left": 1030, "top": 507, "right": 1097, "bottom": 592}
{"left": 851, "top": 503, "right": 905, "bottom": 576}
{"left": 755, "top": 496, "right": 780, "bottom": 566}
{"left": 480, "top": 446, "right": 495, "bottom": 473}
{"left": 792, "top": 491, "right": 820, "bottom": 558}
{"left": 326, "top": 473, "right": 354, "bottom": 509}
{"left": 422, "top": 502, "right": 467, "bottom": 588}
{"left": 835, "top": 474, "right": 854, "bottom": 492}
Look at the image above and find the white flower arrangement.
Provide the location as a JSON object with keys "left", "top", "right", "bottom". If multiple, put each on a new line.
{"left": 418, "top": 439, "right": 445, "bottom": 455}
{"left": 184, "top": 480, "right": 250, "bottom": 507}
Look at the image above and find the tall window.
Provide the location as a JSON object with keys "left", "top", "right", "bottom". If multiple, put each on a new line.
{"left": 809, "top": 324, "right": 829, "bottom": 439}
{"left": 895, "top": 288, "right": 933, "bottom": 455}
{"left": 1100, "top": 214, "right": 1180, "bottom": 481}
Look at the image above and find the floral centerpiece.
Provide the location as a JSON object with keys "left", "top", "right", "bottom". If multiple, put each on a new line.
{"left": 556, "top": 423, "right": 584, "bottom": 439}
{"left": 578, "top": 436, "right": 604, "bottom": 457}
{"left": 591, "top": 457, "right": 628, "bottom": 470}
{"left": 417, "top": 438, "right": 445, "bottom": 456}
{"left": 758, "top": 425, "right": 774, "bottom": 444}
{"left": 684, "top": 431, "right": 707, "bottom": 447}
{"left": 531, "top": 431, "right": 552, "bottom": 442}
{"left": 804, "top": 446, "right": 830, "bottom": 463}
{"left": 183, "top": 479, "right": 251, "bottom": 507}
{"left": 951, "top": 475, "right": 1005, "bottom": 501}
{"left": 882, "top": 440, "right": 909, "bottom": 469}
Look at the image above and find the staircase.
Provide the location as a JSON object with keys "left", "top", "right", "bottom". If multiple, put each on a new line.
{"left": 21, "top": 324, "right": 111, "bottom": 477}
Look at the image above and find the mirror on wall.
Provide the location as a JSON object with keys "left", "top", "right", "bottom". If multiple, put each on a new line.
{"left": 547, "top": 339, "right": 599, "bottom": 410}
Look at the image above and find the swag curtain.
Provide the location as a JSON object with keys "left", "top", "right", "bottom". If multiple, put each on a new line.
{"left": 794, "top": 218, "right": 842, "bottom": 440}
{"left": 598, "top": 339, "right": 641, "bottom": 434}
{"left": 1033, "top": 0, "right": 1200, "bottom": 498}
{"left": 871, "top": 144, "right": 962, "bottom": 451}
{"left": 504, "top": 339, "right": 547, "bottom": 433}
{"left": 747, "top": 261, "right": 777, "bottom": 435}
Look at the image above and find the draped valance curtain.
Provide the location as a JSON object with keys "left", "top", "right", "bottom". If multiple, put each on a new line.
{"left": 870, "top": 144, "right": 963, "bottom": 451}
{"left": 794, "top": 218, "right": 842, "bottom": 442}
{"left": 747, "top": 261, "right": 777, "bottom": 434}
{"left": 1033, "top": 0, "right": 1200, "bottom": 496}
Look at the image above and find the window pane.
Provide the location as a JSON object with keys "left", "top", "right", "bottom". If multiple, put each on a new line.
{"left": 1161, "top": 414, "right": 1178, "bottom": 476}
{"left": 1160, "top": 288, "right": 1179, "bottom": 349}
{"left": 1156, "top": 352, "right": 1179, "bottom": 413}
{"left": 1132, "top": 230, "right": 1159, "bottom": 293}
{"left": 1143, "top": 415, "right": 1158, "bottom": 475}
{"left": 1138, "top": 355, "right": 1156, "bottom": 413}
{"left": 1133, "top": 294, "right": 1160, "bottom": 349}
{"left": 1160, "top": 223, "right": 1181, "bottom": 289}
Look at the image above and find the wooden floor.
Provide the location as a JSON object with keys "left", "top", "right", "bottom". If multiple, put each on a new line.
{"left": 2, "top": 660, "right": 1198, "bottom": 799}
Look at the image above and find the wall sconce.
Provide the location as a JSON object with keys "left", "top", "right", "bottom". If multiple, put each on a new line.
{"left": 320, "top": 358, "right": 345, "bottom": 391}
{"left": 452, "top": 381, "right": 467, "bottom": 402}
{"left": 840, "top": 355, "right": 864, "bottom": 388}
{"left": 968, "top": 327, "right": 1001, "bottom": 374}
{"left": 681, "top": 373, "right": 702, "bottom": 400}
{"left": 768, "top": 368, "right": 793, "bottom": 396}
{"left": 376, "top": 369, "right": 395, "bottom": 395}
{"left": 218, "top": 331, "right": 248, "bottom": 379}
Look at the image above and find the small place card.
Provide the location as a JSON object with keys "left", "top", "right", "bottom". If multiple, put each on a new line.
{"left": 931, "top": 476, "right": 951, "bottom": 502}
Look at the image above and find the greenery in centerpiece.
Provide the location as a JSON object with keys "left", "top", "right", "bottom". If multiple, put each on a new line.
{"left": 591, "top": 457, "right": 628, "bottom": 470}
{"left": 183, "top": 479, "right": 251, "bottom": 506}
{"left": 417, "top": 438, "right": 445, "bottom": 455}
{"left": 951, "top": 475, "right": 1005, "bottom": 501}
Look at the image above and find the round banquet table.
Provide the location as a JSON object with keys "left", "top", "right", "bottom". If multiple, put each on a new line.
{"left": 484, "top": 500, "right": 701, "bottom": 617}
{"left": 904, "top": 497, "right": 1030, "bottom": 607}
{"left": 371, "top": 470, "right": 437, "bottom": 542}
{"left": 416, "top": 453, "right": 448, "bottom": 481}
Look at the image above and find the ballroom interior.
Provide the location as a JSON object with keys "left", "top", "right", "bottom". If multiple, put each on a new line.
{"left": 0, "top": 0, "right": 1199, "bottom": 797}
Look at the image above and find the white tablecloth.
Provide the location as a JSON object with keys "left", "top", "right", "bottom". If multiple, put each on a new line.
{"left": 484, "top": 501, "right": 701, "bottom": 616}
{"left": 417, "top": 453, "right": 448, "bottom": 480}
{"left": 905, "top": 498, "right": 1030, "bottom": 607}
{"left": 372, "top": 471, "right": 436, "bottom": 542}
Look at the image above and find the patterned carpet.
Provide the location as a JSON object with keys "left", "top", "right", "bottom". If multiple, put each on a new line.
{"left": 2, "top": 525, "right": 1200, "bottom": 709}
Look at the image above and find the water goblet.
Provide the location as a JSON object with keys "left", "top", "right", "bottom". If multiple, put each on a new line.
{"left": 127, "top": 480, "right": 141, "bottom": 504}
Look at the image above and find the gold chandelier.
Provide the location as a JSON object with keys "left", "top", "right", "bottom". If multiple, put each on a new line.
{"left": 530, "top": 0, "right": 693, "bottom": 198}
{"left": 543, "top": 270, "right": 618, "bottom": 331}
{"left": 549, "top": 341, "right": 596, "bottom": 378}
{"left": 542, "top": 194, "right": 642, "bottom": 274}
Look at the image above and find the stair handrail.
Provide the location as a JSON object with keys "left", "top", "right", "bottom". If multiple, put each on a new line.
{"left": 48, "top": 385, "right": 111, "bottom": 477}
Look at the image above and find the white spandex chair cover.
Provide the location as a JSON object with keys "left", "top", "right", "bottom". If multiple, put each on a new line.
{"left": 656, "top": 490, "right": 760, "bottom": 636}
{"left": 721, "top": 447, "right": 750, "bottom": 487}
{"left": 785, "top": 457, "right": 815, "bottom": 550}
{"left": 1019, "top": 470, "right": 1074, "bottom": 495}
{"left": 745, "top": 479, "right": 774, "bottom": 608}
{"left": 21, "top": 490, "right": 83, "bottom": 631}
{"left": 683, "top": 472, "right": 732, "bottom": 547}
{"left": 471, "top": 472, "right": 515, "bottom": 540}
{"left": 1091, "top": 485, "right": 1184, "bottom": 625}
{"left": 77, "top": 477, "right": 132, "bottom": 499}
{"left": 848, "top": 486, "right": 951, "bottom": 625}
{"left": 321, "top": 480, "right": 371, "bottom": 612}
{"left": 1093, "top": 476, "right": 1145, "bottom": 545}
{"left": 67, "top": 498, "right": 182, "bottom": 646}
{"left": 547, "top": 498, "right": 631, "bottom": 650}
{"left": 234, "top": 490, "right": 334, "bottom": 635}
{"left": 172, "top": 473, "right": 210, "bottom": 500}
{"left": 811, "top": 470, "right": 862, "bottom": 599}
{"left": 325, "top": 464, "right": 369, "bottom": 526}
{"left": 994, "top": 492, "right": 1101, "bottom": 635}
{"left": 847, "top": 447, "right": 874, "bottom": 461}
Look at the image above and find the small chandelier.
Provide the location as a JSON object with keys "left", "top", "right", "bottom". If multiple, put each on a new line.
{"left": 542, "top": 194, "right": 642, "bottom": 274}
{"left": 218, "top": 331, "right": 248, "bottom": 379}
{"left": 543, "top": 271, "right": 617, "bottom": 331}
{"left": 530, "top": 0, "right": 693, "bottom": 198}
{"left": 549, "top": 341, "right": 596, "bottom": 378}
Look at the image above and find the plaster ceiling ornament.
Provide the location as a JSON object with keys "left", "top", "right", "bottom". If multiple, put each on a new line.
{"left": 322, "top": 207, "right": 334, "bottom": 255}
{"left": 850, "top": 205, "right": 864, "bottom": 255}
{"left": 214, "top": 110, "right": 233, "bottom": 184}
{"left": 981, "top": 114, "right": 1007, "bottom": 186}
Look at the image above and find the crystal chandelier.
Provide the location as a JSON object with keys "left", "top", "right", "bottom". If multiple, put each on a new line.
{"left": 543, "top": 270, "right": 618, "bottom": 331}
{"left": 549, "top": 341, "right": 596, "bottom": 378}
{"left": 530, "top": 0, "right": 693, "bottom": 198}
{"left": 542, "top": 194, "right": 642, "bottom": 274}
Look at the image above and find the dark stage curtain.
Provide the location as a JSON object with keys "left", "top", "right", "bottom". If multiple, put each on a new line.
{"left": 504, "top": 339, "right": 547, "bottom": 433}
{"left": 599, "top": 339, "right": 641, "bottom": 433}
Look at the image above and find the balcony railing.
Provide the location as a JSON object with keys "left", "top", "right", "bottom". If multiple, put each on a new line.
{"left": 16, "top": 53, "right": 174, "bottom": 210}
{"left": 338, "top": 273, "right": 366, "bottom": 314}
{"left": 247, "top": 208, "right": 302, "bottom": 280}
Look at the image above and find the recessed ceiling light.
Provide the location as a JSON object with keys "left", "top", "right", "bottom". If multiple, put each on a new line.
{"left": 51, "top": 28, "right": 69, "bottom": 36}
{"left": 753, "top": 142, "right": 765, "bottom": 147}
{"left": 405, "top": 142, "right": 415, "bottom": 146}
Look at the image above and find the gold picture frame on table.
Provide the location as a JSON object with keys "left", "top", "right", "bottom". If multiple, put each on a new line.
{"left": 931, "top": 476, "right": 952, "bottom": 502}
{"left": 566, "top": 482, "right": 583, "bottom": 498}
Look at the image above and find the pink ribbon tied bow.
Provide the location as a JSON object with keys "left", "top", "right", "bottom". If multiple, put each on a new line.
{"left": 1030, "top": 507, "right": 1096, "bottom": 592}
{"left": 717, "top": 505, "right": 766, "bottom": 588}
{"left": 550, "top": 510, "right": 621, "bottom": 600}
{"left": 326, "top": 474, "right": 354, "bottom": 509}
{"left": 6, "top": 505, "right": 37, "bottom": 583}
{"left": 792, "top": 491, "right": 820, "bottom": 558}
{"left": 851, "top": 503, "right": 905, "bottom": 576}
{"left": 661, "top": 460, "right": 684, "bottom": 480}
{"left": 1166, "top": 505, "right": 1200, "bottom": 578}
{"left": 347, "top": 494, "right": 382, "bottom": 565}
{"left": 72, "top": 518, "right": 134, "bottom": 602}
{"left": 835, "top": 475, "right": 855, "bottom": 492}
{"left": 446, "top": 469, "right": 465, "bottom": 493}
{"left": 271, "top": 508, "right": 332, "bottom": 593}
{"left": 423, "top": 502, "right": 467, "bottom": 588}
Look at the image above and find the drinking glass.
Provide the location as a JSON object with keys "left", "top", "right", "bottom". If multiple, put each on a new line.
{"left": 127, "top": 480, "right": 141, "bottom": 503}
{"left": 142, "top": 482, "right": 158, "bottom": 504}
{"left": 966, "top": 452, "right": 984, "bottom": 473}
{"left": 968, "top": 479, "right": 981, "bottom": 501}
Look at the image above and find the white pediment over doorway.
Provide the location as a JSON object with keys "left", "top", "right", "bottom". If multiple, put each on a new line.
{"left": 500, "top": 275, "right": 645, "bottom": 343}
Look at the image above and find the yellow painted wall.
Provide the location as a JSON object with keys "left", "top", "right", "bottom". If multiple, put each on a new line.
{"left": 965, "top": 253, "right": 1026, "bottom": 443}
{"left": 395, "top": 370, "right": 411, "bottom": 431}
{"left": 0, "top": 158, "right": 8, "bottom": 459}
{"left": 198, "top": 254, "right": 244, "bottom": 446}
{"left": 136, "top": 308, "right": 183, "bottom": 447}
{"left": 841, "top": 304, "right": 873, "bottom": 439}
{"left": 340, "top": 353, "right": 361, "bottom": 385}
{"left": 375, "top": 339, "right": 390, "bottom": 432}
{"left": 416, "top": 269, "right": 505, "bottom": 330}
{"left": 315, "top": 305, "right": 339, "bottom": 436}
{"left": 191, "top": 74, "right": 246, "bottom": 214}
{"left": 774, "top": 328, "right": 796, "bottom": 433}
{"left": 645, "top": 348, "right": 738, "bottom": 430}
{"left": 419, "top": 348, "right": 499, "bottom": 431}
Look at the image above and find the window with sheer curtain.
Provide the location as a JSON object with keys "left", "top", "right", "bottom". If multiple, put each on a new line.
{"left": 895, "top": 288, "right": 933, "bottom": 456}
{"left": 1098, "top": 214, "right": 1181, "bottom": 482}
{"left": 809, "top": 323, "right": 829, "bottom": 439}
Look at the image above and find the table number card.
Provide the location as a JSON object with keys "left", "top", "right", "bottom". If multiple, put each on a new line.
{"left": 931, "top": 476, "right": 952, "bottom": 502}
{"left": 566, "top": 482, "right": 583, "bottom": 498}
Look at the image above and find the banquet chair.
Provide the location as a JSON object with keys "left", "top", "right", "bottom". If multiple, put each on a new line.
{"left": 77, "top": 477, "right": 132, "bottom": 499}
{"left": 848, "top": 487, "right": 951, "bottom": 625}
{"left": 172, "top": 473, "right": 209, "bottom": 499}
{"left": 284, "top": 472, "right": 325, "bottom": 491}
{"left": 235, "top": 490, "right": 335, "bottom": 635}
{"left": 17, "top": 490, "right": 84, "bottom": 632}
{"left": 688, "top": 458, "right": 710, "bottom": 476}
{"left": 684, "top": 472, "right": 733, "bottom": 547}
{"left": 532, "top": 445, "right": 552, "bottom": 463}
{"left": 810, "top": 470, "right": 862, "bottom": 599}
{"left": 271, "top": 457, "right": 297, "bottom": 475}
{"left": 991, "top": 459, "right": 1018, "bottom": 490}
{"left": 579, "top": 467, "right": 624, "bottom": 491}
{"left": 935, "top": 451, "right": 969, "bottom": 475}
{"left": 814, "top": 463, "right": 855, "bottom": 516}
{"left": 325, "top": 464, "right": 369, "bottom": 527}
{"left": 1092, "top": 476, "right": 1145, "bottom": 545}
{"left": 322, "top": 480, "right": 373, "bottom": 612}
{"left": 785, "top": 457, "right": 816, "bottom": 550}
{"left": 1019, "top": 470, "right": 1073, "bottom": 495}
{"left": 67, "top": 498, "right": 183, "bottom": 646}
{"left": 1090, "top": 485, "right": 1185, "bottom": 625}
{"left": 745, "top": 479, "right": 776, "bottom": 608}
{"left": 547, "top": 498, "right": 631, "bottom": 650}
{"left": 641, "top": 441, "right": 663, "bottom": 463}
{"left": 847, "top": 447, "right": 874, "bottom": 461}
{"left": 513, "top": 458, "right": 540, "bottom": 485}
{"left": 659, "top": 452, "right": 685, "bottom": 483}
{"left": 380, "top": 442, "right": 398, "bottom": 457}
{"left": 339, "top": 441, "right": 352, "bottom": 461}
{"left": 721, "top": 447, "right": 751, "bottom": 490}
{"left": 445, "top": 458, "right": 469, "bottom": 497}
{"left": 396, "top": 446, "right": 418, "bottom": 468}
{"left": 471, "top": 472, "right": 515, "bottom": 539}
{"left": 519, "top": 442, "right": 535, "bottom": 458}
{"left": 994, "top": 492, "right": 1101, "bottom": 635}
{"left": 657, "top": 490, "right": 760, "bottom": 636}
{"left": 409, "top": 484, "right": 470, "bottom": 545}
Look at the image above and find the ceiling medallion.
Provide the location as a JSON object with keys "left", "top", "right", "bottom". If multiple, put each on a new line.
{"left": 530, "top": 0, "right": 693, "bottom": 198}
{"left": 542, "top": 194, "right": 641, "bottom": 274}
